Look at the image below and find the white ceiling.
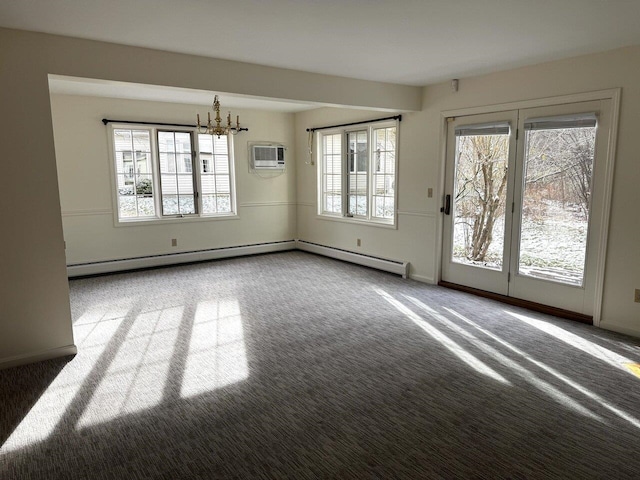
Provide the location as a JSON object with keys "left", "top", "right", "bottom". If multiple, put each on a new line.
{"left": 3, "top": 0, "right": 640, "bottom": 86}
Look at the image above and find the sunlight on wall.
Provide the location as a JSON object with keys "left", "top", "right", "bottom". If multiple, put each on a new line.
{"left": 1, "top": 300, "right": 133, "bottom": 453}
{"left": 374, "top": 288, "right": 510, "bottom": 385}
{"left": 504, "top": 310, "right": 637, "bottom": 373}
{"left": 180, "top": 299, "right": 248, "bottom": 398}
{"left": 445, "top": 307, "right": 640, "bottom": 429}
{"left": 77, "top": 305, "right": 183, "bottom": 427}
{"left": 404, "top": 296, "right": 602, "bottom": 421}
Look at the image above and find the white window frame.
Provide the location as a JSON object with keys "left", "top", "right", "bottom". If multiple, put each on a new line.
{"left": 317, "top": 120, "right": 398, "bottom": 227}
{"left": 107, "top": 123, "right": 237, "bottom": 225}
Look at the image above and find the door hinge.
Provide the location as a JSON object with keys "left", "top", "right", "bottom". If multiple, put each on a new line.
{"left": 508, "top": 272, "right": 511, "bottom": 282}
{"left": 516, "top": 128, "right": 519, "bottom": 140}
{"left": 511, "top": 202, "right": 515, "bottom": 213}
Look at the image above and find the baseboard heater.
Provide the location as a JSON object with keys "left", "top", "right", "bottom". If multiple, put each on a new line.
{"left": 67, "top": 240, "right": 296, "bottom": 277}
{"left": 295, "top": 240, "right": 409, "bottom": 278}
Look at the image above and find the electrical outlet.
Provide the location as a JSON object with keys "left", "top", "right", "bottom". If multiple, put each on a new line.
{"left": 428, "top": 188, "right": 433, "bottom": 198}
{"left": 635, "top": 289, "right": 640, "bottom": 303}
{"left": 357, "top": 238, "right": 361, "bottom": 247}
{"left": 171, "top": 239, "right": 178, "bottom": 247}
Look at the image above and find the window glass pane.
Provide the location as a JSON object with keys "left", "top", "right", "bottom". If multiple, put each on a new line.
{"left": 178, "top": 175, "right": 194, "bottom": 195}
{"left": 213, "top": 136, "right": 228, "bottom": 155}
{"left": 201, "top": 175, "right": 215, "bottom": 195}
{"left": 162, "top": 196, "right": 179, "bottom": 215}
{"left": 347, "top": 130, "right": 368, "bottom": 216}
{"left": 158, "top": 131, "right": 197, "bottom": 216}
{"left": 137, "top": 197, "right": 155, "bottom": 217}
{"left": 216, "top": 194, "right": 231, "bottom": 213}
{"left": 113, "top": 129, "right": 154, "bottom": 220}
{"left": 322, "top": 133, "right": 342, "bottom": 214}
{"left": 215, "top": 175, "right": 230, "bottom": 194}
{"left": 135, "top": 174, "right": 153, "bottom": 196}
{"left": 135, "top": 151, "right": 151, "bottom": 174}
{"left": 122, "top": 151, "right": 134, "bottom": 180}
{"left": 119, "top": 196, "right": 137, "bottom": 218}
{"left": 518, "top": 125, "right": 596, "bottom": 286}
{"left": 176, "top": 153, "right": 192, "bottom": 173}
{"left": 132, "top": 130, "right": 150, "bottom": 152}
{"left": 159, "top": 152, "right": 176, "bottom": 173}
{"left": 199, "top": 135, "right": 213, "bottom": 154}
{"left": 114, "top": 130, "right": 132, "bottom": 151}
{"left": 215, "top": 155, "right": 229, "bottom": 174}
{"left": 161, "top": 174, "right": 178, "bottom": 195}
{"left": 178, "top": 196, "right": 196, "bottom": 215}
{"left": 371, "top": 126, "right": 396, "bottom": 220}
{"left": 175, "top": 132, "right": 191, "bottom": 152}
{"left": 202, "top": 194, "right": 216, "bottom": 214}
{"left": 158, "top": 132, "right": 175, "bottom": 152}
{"left": 201, "top": 154, "right": 212, "bottom": 173}
{"left": 452, "top": 131, "right": 509, "bottom": 269}
{"left": 197, "top": 134, "right": 233, "bottom": 215}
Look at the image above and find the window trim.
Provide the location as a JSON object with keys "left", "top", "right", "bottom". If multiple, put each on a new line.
{"left": 316, "top": 120, "right": 398, "bottom": 227}
{"left": 107, "top": 123, "right": 238, "bottom": 226}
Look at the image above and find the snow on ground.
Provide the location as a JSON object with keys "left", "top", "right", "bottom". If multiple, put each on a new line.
{"left": 453, "top": 200, "right": 588, "bottom": 285}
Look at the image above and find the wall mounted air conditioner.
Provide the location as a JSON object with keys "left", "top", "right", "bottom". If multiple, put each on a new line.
{"left": 251, "top": 144, "right": 286, "bottom": 170}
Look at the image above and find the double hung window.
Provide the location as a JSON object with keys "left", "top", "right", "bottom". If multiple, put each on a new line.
{"left": 111, "top": 125, "right": 235, "bottom": 222}
{"left": 318, "top": 121, "right": 397, "bottom": 224}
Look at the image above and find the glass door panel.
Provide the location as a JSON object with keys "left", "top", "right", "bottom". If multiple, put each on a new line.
{"left": 518, "top": 114, "right": 596, "bottom": 286}
{"left": 509, "top": 100, "right": 611, "bottom": 315}
{"left": 453, "top": 124, "right": 510, "bottom": 271}
{"left": 441, "top": 111, "right": 518, "bottom": 296}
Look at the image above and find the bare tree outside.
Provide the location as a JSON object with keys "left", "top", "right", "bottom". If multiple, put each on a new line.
{"left": 519, "top": 126, "right": 596, "bottom": 284}
{"left": 451, "top": 122, "right": 596, "bottom": 285}
{"left": 453, "top": 133, "right": 509, "bottom": 268}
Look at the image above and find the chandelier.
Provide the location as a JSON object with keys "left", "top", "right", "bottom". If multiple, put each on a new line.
{"left": 196, "top": 95, "right": 245, "bottom": 138}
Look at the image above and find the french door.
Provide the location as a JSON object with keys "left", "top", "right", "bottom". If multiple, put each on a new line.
{"left": 441, "top": 100, "right": 612, "bottom": 315}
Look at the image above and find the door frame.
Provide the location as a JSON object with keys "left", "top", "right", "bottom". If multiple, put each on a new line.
{"left": 436, "top": 89, "right": 621, "bottom": 326}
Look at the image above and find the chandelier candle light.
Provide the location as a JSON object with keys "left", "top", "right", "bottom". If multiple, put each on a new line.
{"left": 196, "top": 95, "right": 246, "bottom": 138}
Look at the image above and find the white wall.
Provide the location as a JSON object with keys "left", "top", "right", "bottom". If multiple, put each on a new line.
{"left": 295, "top": 46, "right": 640, "bottom": 337}
{"left": 51, "top": 94, "right": 296, "bottom": 264}
{"left": 2, "top": 24, "right": 640, "bottom": 369}
{"left": 295, "top": 108, "right": 438, "bottom": 282}
{"left": 0, "top": 27, "right": 421, "bottom": 367}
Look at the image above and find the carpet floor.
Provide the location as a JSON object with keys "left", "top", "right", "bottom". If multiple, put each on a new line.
{"left": 1, "top": 251, "right": 640, "bottom": 479}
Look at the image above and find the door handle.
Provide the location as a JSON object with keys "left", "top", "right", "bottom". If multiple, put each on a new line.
{"left": 440, "top": 194, "right": 451, "bottom": 215}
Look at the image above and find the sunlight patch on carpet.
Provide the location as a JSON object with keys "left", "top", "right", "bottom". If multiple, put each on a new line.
{"left": 375, "top": 287, "right": 510, "bottom": 385}
{"left": 180, "top": 299, "right": 248, "bottom": 398}
{"left": 625, "top": 363, "right": 640, "bottom": 378}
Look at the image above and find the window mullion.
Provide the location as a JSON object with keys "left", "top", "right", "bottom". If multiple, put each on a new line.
{"left": 342, "top": 131, "right": 349, "bottom": 217}
{"left": 151, "top": 128, "right": 161, "bottom": 219}
{"left": 367, "top": 127, "right": 372, "bottom": 221}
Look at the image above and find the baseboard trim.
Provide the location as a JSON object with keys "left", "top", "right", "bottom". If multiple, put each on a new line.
{"left": 0, "top": 344, "right": 77, "bottom": 370}
{"left": 67, "top": 241, "right": 296, "bottom": 277}
{"left": 409, "top": 274, "right": 435, "bottom": 284}
{"left": 598, "top": 323, "right": 640, "bottom": 339}
{"left": 438, "top": 281, "right": 593, "bottom": 324}
{"left": 296, "top": 240, "right": 409, "bottom": 278}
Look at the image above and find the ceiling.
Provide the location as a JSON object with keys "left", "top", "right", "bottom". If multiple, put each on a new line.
{"left": 3, "top": 1, "right": 640, "bottom": 87}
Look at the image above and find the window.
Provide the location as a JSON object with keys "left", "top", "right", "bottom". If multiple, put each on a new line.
{"left": 110, "top": 125, "right": 235, "bottom": 222}
{"left": 318, "top": 121, "right": 397, "bottom": 224}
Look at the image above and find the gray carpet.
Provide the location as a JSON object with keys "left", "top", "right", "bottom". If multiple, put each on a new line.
{"left": 1, "top": 251, "right": 640, "bottom": 479}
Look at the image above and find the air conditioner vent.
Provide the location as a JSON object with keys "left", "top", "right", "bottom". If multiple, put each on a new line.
{"left": 251, "top": 144, "right": 286, "bottom": 170}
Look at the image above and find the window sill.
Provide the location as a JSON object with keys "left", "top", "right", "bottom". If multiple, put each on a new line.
{"left": 316, "top": 214, "right": 397, "bottom": 229}
{"left": 115, "top": 213, "right": 240, "bottom": 227}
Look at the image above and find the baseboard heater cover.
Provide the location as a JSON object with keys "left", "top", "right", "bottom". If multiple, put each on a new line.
{"left": 296, "top": 240, "right": 409, "bottom": 278}
{"left": 67, "top": 241, "right": 296, "bottom": 277}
